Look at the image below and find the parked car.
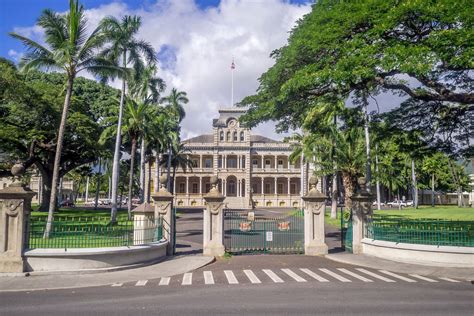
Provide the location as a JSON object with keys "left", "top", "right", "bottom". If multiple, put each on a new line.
{"left": 386, "top": 200, "right": 407, "bottom": 208}
{"left": 99, "top": 199, "right": 111, "bottom": 205}
{"left": 372, "top": 201, "right": 385, "bottom": 207}
{"left": 60, "top": 199, "right": 75, "bottom": 207}
{"left": 405, "top": 200, "right": 414, "bottom": 207}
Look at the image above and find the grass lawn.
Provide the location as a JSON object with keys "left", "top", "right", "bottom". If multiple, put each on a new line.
{"left": 31, "top": 207, "right": 129, "bottom": 219}
{"left": 374, "top": 205, "right": 474, "bottom": 221}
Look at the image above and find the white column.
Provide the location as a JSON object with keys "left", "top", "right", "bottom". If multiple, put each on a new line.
{"left": 223, "top": 179, "right": 226, "bottom": 196}
{"left": 303, "top": 177, "right": 328, "bottom": 256}
{"left": 275, "top": 156, "right": 278, "bottom": 170}
{"left": 287, "top": 159, "right": 290, "bottom": 170}
{"left": 261, "top": 156, "right": 264, "bottom": 169}
{"left": 261, "top": 178, "right": 264, "bottom": 194}
{"left": 224, "top": 155, "right": 227, "bottom": 169}
{"left": 199, "top": 177, "right": 202, "bottom": 194}
{"left": 274, "top": 177, "right": 277, "bottom": 195}
{"left": 186, "top": 177, "right": 189, "bottom": 195}
{"left": 237, "top": 180, "right": 241, "bottom": 197}
{"left": 288, "top": 178, "right": 291, "bottom": 195}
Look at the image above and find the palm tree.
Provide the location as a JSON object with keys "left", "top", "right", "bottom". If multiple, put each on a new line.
{"left": 10, "top": 0, "right": 116, "bottom": 236}
{"left": 161, "top": 143, "right": 194, "bottom": 193}
{"left": 99, "top": 15, "right": 156, "bottom": 222}
{"left": 161, "top": 88, "right": 188, "bottom": 190}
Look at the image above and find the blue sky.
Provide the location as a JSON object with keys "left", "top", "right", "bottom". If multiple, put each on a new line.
{"left": 0, "top": 0, "right": 311, "bottom": 59}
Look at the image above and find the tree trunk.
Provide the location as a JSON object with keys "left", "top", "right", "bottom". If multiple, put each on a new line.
{"left": 330, "top": 173, "right": 337, "bottom": 219}
{"left": 85, "top": 176, "right": 90, "bottom": 204}
{"left": 172, "top": 165, "right": 177, "bottom": 194}
{"left": 38, "top": 171, "right": 52, "bottom": 212}
{"left": 58, "top": 177, "right": 63, "bottom": 206}
{"left": 139, "top": 137, "right": 146, "bottom": 203}
{"left": 108, "top": 176, "right": 111, "bottom": 200}
{"left": 363, "top": 96, "right": 371, "bottom": 186}
{"left": 94, "top": 158, "right": 102, "bottom": 210}
{"left": 411, "top": 159, "right": 418, "bottom": 208}
{"left": 154, "top": 151, "right": 160, "bottom": 193}
{"left": 375, "top": 146, "right": 381, "bottom": 210}
{"left": 431, "top": 173, "right": 435, "bottom": 207}
{"left": 341, "top": 172, "right": 355, "bottom": 210}
{"left": 398, "top": 188, "right": 401, "bottom": 210}
{"left": 166, "top": 145, "right": 172, "bottom": 192}
{"left": 45, "top": 76, "right": 74, "bottom": 238}
{"left": 127, "top": 136, "right": 138, "bottom": 218}
{"left": 147, "top": 159, "right": 152, "bottom": 203}
{"left": 447, "top": 159, "right": 465, "bottom": 207}
{"left": 111, "top": 52, "right": 127, "bottom": 223}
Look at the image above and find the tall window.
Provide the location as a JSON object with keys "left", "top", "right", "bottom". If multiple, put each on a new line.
{"left": 233, "top": 131, "right": 237, "bottom": 141}
{"left": 226, "top": 132, "right": 231, "bottom": 142}
{"left": 220, "top": 131, "right": 224, "bottom": 141}
{"left": 192, "top": 183, "right": 198, "bottom": 194}
{"left": 252, "top": 159, "right": 258, "bottom": 167}
{"left": 204, "top": 158, "right": 212, "bottom": 168}
{"left": 228, "top": 180, "right": 236, "bottom": 195}
{"left": 179, "top": 183, "right": 185, "bottom": 193}
{"left": 227, "top": 158, "right": 237, "bottom": 168}
{"left": 240, "top": 131, "right": 244, "bottom": 141}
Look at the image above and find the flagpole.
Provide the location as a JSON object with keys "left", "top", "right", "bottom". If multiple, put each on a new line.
{"left": 231, "top": 61, "right": 234, "bottom": 107}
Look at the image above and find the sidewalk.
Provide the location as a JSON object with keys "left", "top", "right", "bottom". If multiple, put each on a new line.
{"left": 325, "top": 252, "right": 474, "bottom": 280}
{"left": 0, "top": 255, "right": 214, "bottom": 292}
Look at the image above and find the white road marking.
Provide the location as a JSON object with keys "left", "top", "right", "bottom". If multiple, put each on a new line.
{"left": 224, "top": 270, "right": 239, "bottom": 284}
{"left": 319, "top": 268, "right": 351, "bottom": 282}
{"left": 182, "top": 273, "right": 193, "bottom": 285}
{"left": 135, "top": 280, "right": 148, "bottom": 286}
{"left": 111, "top": 283, "right": 123, "bottom": 287}
{"left": 159, "top": 277, "right": 170, "bottom": 286}
{"left": 338, "top": 268, "right": 373, "bottom": 282}
{"left": 204, "top": 271, "right": 215, "bottom": 285}
{"left": 281, "top": 269, "right": 307, "bottom": 282}
{"left": 356, "top": 268, "right": 396, "bottom": 282}
{"left": 299, "top": 268, "right": 329, "bottom": 282}
{"left": 262, "top": 269, "right": 284, "bottom": 283}
{"left": 379, "top": 270, "right": 417, "bottom": 282}
{"left": 244, "top": 270, "right": 262, "bottom": 284}
{"left": 438, "top": 277, "right": 460, "bottom": 283}
{"left": 409, "top": 274, "right": 438, "bottom": 282}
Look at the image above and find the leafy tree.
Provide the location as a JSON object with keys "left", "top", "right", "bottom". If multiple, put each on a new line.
{"left": 99, "top": 15, "right": 156, "bottom": 221}
{"left": 9, "top": 0, "right": 116, "bottom": 236}
{"left": 0, "top": 59, "right": 118, "bottom": 212}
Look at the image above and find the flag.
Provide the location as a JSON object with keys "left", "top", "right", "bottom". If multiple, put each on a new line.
{"left": 231, "top": 59, "right": 235, "bottom": 70}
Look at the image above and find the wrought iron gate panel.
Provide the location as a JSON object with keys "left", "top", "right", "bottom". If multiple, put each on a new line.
{"left": 224, "top": 209, "right": 304, "bottom": 254}
{"left": 340, "top": 208, "right": 353, "bottom": 253}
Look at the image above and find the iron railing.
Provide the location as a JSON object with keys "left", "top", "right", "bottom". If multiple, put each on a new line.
{"left": 26, "top": 215, "right": 166, "bottom": 249}
{"left": 364, "top": 215, "right": 474, "bottom": 247}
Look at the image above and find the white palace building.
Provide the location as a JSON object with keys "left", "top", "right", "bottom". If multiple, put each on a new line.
{"left": 151, "top": 108, "right": 312, "bottom": 209}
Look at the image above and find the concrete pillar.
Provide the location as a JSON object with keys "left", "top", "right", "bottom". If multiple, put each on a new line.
{"left": 274, "top": 177, "right": 277, "bottom": 195}
{"left": 288, "top": 178, "right": 291, "bottom": 195}
{"left": 0, "top": 164, "right": 36, "bottom": 272}
{"left": 302, "top": 177, "right": 328, "bottom": 255}
{"left": 151, "top": 175, "right": 175, "bottom": 255}
{"left": 199, "top": 177, "right": 202, "bottom": 195}
{"left": 275, "top": 156, "right": 278, "bottom": 169}
{"left": 350, "top": 177, "right": 373, "bottom": 254}
{"left": 203, "top": 176, "right": 225, "bottom": 256}
{"left": 132, "top": 203, "right": 155, "bottom": 245}
{"left": 185, "top": 176, "right": 189, "bottom": 195}
{"left": 261, "top": 178, "right": 264, "bottom": 194}
{"left": 261, "top": 156, "right": 264, "bottom": 169}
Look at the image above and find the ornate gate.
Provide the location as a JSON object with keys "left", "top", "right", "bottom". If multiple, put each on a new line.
{"left": 224, "top": 209, "right": 304, "bottom": 254}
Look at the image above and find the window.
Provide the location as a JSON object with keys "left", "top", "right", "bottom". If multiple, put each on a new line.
{"left": 227, "top": 158, "right": 237, "bottom": 168}
{"left": 252, "top": 159, "right": 258, "bottom": 167}
{"left": 252, "top": 183, "right": 258, "bottom": 193}
{"left": 220, "top": 131, "right": 224, "bottom": 141}
{"left": 265, "top": 182, "right": 271, "bottom": 194}
{"left": 241, "top": 157, "right": 245, "bottom": 168}
{"left": 205, "top": 183, "right": 211, "bottom": 193}
{"left": 233, "top": 131, "right": 237, "bottom": 141}
{"left": 291, "top": 183, "right": 297, "bottom": 195}
{"left": 204, "top": 158, "right": 212, "bottom": 168}
{"left": 226, "top": 132, "right": 231, "bottom": 141}
{"left": 179, "top": 183, "right": 185, "bottom": 193}
{"left": 218, "top": 157, "right": 222, "bottom": 168}
{"left": 192, "top": 183, "right": 198, "bottom": 194}
{"left": 228, "top": 180, "right": 236, "bottom": 195}
{"left": 192, "top": 159, "right": 198, "bottom": 168}
{"left": 240, "top": 131, "right": 244, "bottom": 141}
{"left": 265, "top": 159, "right": 271, "bottom": 167}
{"left": 278, "top": 183, "right": 284, "bottom": 194}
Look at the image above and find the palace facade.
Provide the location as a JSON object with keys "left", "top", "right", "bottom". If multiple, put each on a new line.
{"left": 154, "top": 108, "right": 312, "bottom": 209}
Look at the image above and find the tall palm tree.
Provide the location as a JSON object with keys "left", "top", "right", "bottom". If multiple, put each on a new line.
{"left": 160, "top": 143, "right": 194, "bottom": 194}
{"left": 161, "top": 88, "right": 188, "bottom": 190}
{"left": 99, "top": 15, "right": 156, "bottom": 222}
{"left": 10, "top": 0, "right": 116, "bottom": 236}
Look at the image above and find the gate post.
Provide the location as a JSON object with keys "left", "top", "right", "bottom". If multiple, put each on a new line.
{"left": 203, "top": 176, "right": 225, "bottom": 256}
{"left": 151, "top": 175, "right": 174, "bottom": 255}
{"left": 0, "top": 164, "right": 36, "bottom": 272}
{"left": 350, "top": 177, "right": 373, "bottom": 254}
{"left": 302, "top": 177, "right": 328, "bottom": 255}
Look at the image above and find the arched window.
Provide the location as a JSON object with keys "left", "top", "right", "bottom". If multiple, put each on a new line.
{"left": 233, "top": 131, "right": 237, "bottom": 141}
{"left": 226, "top": 131, "right": 231, "bottom": 142}
{"left": 220, "top": 131, "right": 224, "bottom": 141}
{"left": 240, "top": 131, "right": 244, "bottom": 141}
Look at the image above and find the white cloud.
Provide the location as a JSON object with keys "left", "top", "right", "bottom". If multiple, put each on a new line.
{"left": 12, "top": 0, "right": 312, "bottom": 140}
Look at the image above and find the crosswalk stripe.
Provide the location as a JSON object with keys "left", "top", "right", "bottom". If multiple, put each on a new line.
{"left": 438, "top": 277, "right": 460, "bottom": 283}
{"left": 111, "top": 283, "right": 123, "bottom": 287}
{"left": 224, "top": 270, "right": 239, "bottom": 284}
{"left": 263, "top": 269, "right": 284, "bottom": 283}
{"left": 319, "top": 268, "right": 351, "bottom": 282}
{"left": 159, "top": 277, "right": 170, "bottom": 286}
{"left": 135, "top": 280, "right": 148, "bottom": 286}
{"left": 204, "top": 271, "right": 215, "bottom": 285}
{"left": 338, "top": 268, "right": 373, "bottom": 282}
{"left": 182, "top": 273, "right": 192, "bottom": 285}
{"left": 299, "top": 268, "right": 329, "bottom": 282}
{"left": 379, "top": 270, "right": 416, "bottom": 282}
{"left": 281, "top": 268, "right": 307, "bottom": 282}
{"left": 409, "top": 274, "right": 438, "bottom": 282}
{"left": 356, "top": 268, "right": 396, "bottom": 282}
{"left": 244, "top": 270, "right": 261, "bottom": 284}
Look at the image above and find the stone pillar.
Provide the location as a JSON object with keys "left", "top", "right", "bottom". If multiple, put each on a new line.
{"left": 274, "top": 177, "right": 277, "bottom": 194}
{"left": 0, "top": 164, "right": 36, "bottom": 273}
{"left": 261, "top": 178, "right": 265, "bottom": 194}
{"left": 287, "top": 178, "right": 291, "bottom": 195}
{"left": 151, "top": 175, "right": 175, "bottom": 255}
{"left": 185, "top": 176, "right": 189, "bottom": 195}
{"left": 302, "top": 177, "right": 328, "bottom": 255}
{"left": 350, "top": 177, "right": 373, "bottom": 254}
{"left": 203, "top": 176, "right": 225, "bottom": 256}
{"left": 133, "top": 204, "right": 155, "bottom": 245}
{"left": 261, "top": 156, "right": 264, "bottom": 169}
{"left": 275, "top": 156, "right": 278, "bottom": 170}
